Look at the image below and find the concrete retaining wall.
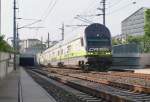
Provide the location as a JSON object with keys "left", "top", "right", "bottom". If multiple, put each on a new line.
{"left": 140, "top": 54, "right": 150, "bottom": 66}
{"left": 0, "top": 52, "right": 14, "bottom": 79}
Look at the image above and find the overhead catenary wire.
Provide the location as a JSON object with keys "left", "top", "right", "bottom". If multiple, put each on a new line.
{"left": 106, "top": 1, "right": 136, "bottom": 15}
{"left": 64, "top": 0, "right": 98, "bottom": 37}
{"left": 30, "top": 0, "right": 59, "bottom": 40}
{"left": 41, "top": 0, "right": 54, "bottom": 18}
{"left": 107, "top": 0, "right": 124, "bottom": 10}
{"left": 41, "top": 0, "right": 59, "bottom": 22}
{"left": 64, "top": 0, "right": 97, "bottom": 28}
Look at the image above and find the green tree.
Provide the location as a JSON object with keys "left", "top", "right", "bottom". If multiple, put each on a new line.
{"left": 127, "top": 35, "right": 143, "bottom": 44}
{"left": 144, "top": 9, "right": 150, "bottom": 37}
{"left": 143, "top": 9, "right": 150, "bottom": 52}
{"left": 112, "top": 38, "right": 127, "bottom": 45}
{"left": 0, "top": 35, "right": 14, "bottom": 52}
{"left": 141, "top": 34, "right": 150, "bottom": 53}
{"left": 112, "top": 39, "right": 119, "bottom": 45}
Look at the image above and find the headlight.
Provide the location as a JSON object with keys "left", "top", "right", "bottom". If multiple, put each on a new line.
{"left": 106, "top": 52, "right": 111, "bottom": 55}
{"left": 88, "top": 52, "right": 94, "bottom": 55}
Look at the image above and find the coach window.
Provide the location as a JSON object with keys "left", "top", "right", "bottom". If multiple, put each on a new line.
{"left": 58, "top": 51, "right": 60, "bottom": 56}
{"left": 67, "top": 45, "right": 71, "bottom": 53}
{"left": 81, "top": 38, "right": 84, "bottom": 46}
{"left": 61, "top": 49, "right": 63, "bottom": 55}
{"left": 53, "top": 52, "right": 55, "bottom": 56}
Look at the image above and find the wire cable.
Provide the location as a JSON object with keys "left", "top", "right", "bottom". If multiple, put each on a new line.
{"left": 106, "top": 1, "right": 136, "bottom": 15}
{"left": 107, "top": 0, "right": 124, "bottom": 10}
{"left": 41, "top": 0, "right": 54, "bottom": 19}
{"left": 42, "top": 0, "right": 59, "bottom": 22}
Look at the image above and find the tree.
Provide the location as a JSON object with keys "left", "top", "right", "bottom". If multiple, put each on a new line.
{"left": 112, "top": 39, "right": 120, "bottom": 45}
{"left": 144, "top": 9, "right": 150, "bottom": 37}
{"left": 126, "top": 35, "right": 143, "bottom": 44}
{"left": 143, "top": 9, "right": 150, "bottom": 52}
{"left": 142, "top": 35, "right": 150, "bottom": 53}
{"left": 0, "top": 35, "right": 14, "bottom": 52}
{"left": 112, "top": 38, "right": 127, "bottom": 45}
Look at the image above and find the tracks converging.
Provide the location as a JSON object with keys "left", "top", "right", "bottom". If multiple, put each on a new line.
{"left": 27, "top": 69, "right": 105, "bottom": 102}
{"left": 27, "top": 67, "right": 150, "bottom": 102}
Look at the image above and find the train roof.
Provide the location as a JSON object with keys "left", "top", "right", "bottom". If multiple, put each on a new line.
{"left": 85, "top": 23, "right": 111, "bottom": 38}
{"left": 43, "top": 35, "right": 82, "bottom": 54}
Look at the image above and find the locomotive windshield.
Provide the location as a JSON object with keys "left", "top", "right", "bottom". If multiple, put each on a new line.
{"left": 85, "top": 23, "right": 111, "bottom": 51}
{"left": 87, "top": 37, "right": 110, "bottom": 46}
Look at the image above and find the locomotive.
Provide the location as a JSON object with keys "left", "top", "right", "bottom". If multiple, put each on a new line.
{"left": 37, "top": 23, "right": 112, "bottom": 70}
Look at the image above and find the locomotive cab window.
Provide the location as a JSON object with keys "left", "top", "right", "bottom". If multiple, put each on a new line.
{"left": 87, "top": 38, "right": 110, "bottom": 46}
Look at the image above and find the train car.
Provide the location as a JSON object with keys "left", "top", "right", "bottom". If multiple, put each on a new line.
{"left": 38, "top": 23, "right": 112, "bottom": 70}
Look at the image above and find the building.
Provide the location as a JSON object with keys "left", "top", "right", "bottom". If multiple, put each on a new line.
{"left": 19, "top": 39, "right": 46, "bottom": 66}
{"left": 19, "top": 39, "right": 46, "bottom": 55}
{"left": 19, "top": 39, "right": 41, "bottom": 49}
{"left": 122, "top": 7, "right": 150, "bottom": 36}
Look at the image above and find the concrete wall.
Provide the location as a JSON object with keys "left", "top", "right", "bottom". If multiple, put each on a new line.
{"left": 0, "top": 52, "right": 13, "bottom": 79}
{"left": 140, "top": 54, "right": 150, "bottom": 67}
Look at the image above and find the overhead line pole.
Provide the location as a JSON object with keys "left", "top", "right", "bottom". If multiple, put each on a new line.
{"left": 103, "top": 0, "right": 106, "bottom": 25}
{"left": 17, "top": 24, "right": 19, "bottom": 54}
{"left": 59, "top": 23, "right": 64, "bottom": 41}
{"left": 62, "top": 23, "right": 64, "bottom": 41}
{"left": 13, "top": 0, "right": 17, "bottom": 70}
{"left": 48, "top": 32, "right": 50, "bottom": 48}
{"left": 98, "top": 0, "right": 106, "bottom": 25}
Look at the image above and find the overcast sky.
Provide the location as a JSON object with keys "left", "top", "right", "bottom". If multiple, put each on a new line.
{"left": 1, "top": 0, "right": 150, "bottom": 42}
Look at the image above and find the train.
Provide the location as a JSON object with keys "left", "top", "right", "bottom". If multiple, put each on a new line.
{"left": 37, "top": 23, "right": 112, "bottom": 71}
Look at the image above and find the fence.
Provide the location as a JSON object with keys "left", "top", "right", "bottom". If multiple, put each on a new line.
{"left": 112, "top": 43, "right": 150, "bottom": 69}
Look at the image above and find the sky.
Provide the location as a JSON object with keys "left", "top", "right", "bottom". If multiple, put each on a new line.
{"left": 1, "top": 0, "right": 150, "bottom": 42}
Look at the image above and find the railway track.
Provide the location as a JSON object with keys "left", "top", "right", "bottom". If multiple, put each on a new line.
{"left": 28, "top": 67, "right": 150, "bottom": 102}
{"left": 44, "top": 67, "right": 150, "bottom": 93}
{"left": 27, "top": 69, "right": 106, "bottom": 102}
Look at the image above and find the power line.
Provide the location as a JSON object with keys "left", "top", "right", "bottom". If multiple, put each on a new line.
{"left": 42, "top": 0, "right": 59, "bottom": 22}
{"left": 18, "top": 20, "right": 42, "bottom": 29}
{"left": 107, "top": 0, "right": 124, "bottom": 10}
{"left": 106, "top": 1, "right": 136, "bottom": 15}
{"left": 29, "top": 0, "right": 59, "bottom": 39}
{"left": 82, "top": 0, "right": 98, "bottom": 14}
{"left": 66, "top": 0, "right": 98, "bottom": 27}
{"left": 41, "top": 0, "right": 54, "bottom": 19}
{"left": 75, "top": 15, "right": 94, "bottom": 24}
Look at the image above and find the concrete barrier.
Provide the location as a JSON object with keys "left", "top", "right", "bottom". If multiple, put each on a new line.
{"left": 0, "top": 52, "right": 14, "bottom": 79}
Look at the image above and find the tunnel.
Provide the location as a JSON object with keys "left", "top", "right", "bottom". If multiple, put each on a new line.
{"left": 19, "top": 57, "right": 35, "bottom": 66}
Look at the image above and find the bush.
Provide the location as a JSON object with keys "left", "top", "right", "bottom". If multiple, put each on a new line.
{"left": 0, "top": 35, "right": 14, "bottom": 52}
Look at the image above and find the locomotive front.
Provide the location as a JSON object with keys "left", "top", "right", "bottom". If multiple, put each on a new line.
{"left": 84, "top": 23, "right": 112, "bottom": 69}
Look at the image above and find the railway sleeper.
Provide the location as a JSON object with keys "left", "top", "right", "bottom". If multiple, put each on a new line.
{"left": 27, "top": 70, "right": 105, "bottom": 102}
{"left": 69, "top": 73, "right": 150, "bottom": 94}
{"left": 31, "top": 69, "right": 150, "bottom": 102}
{"left": 48, "top": 73, "right": 150, "bottom": 102}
